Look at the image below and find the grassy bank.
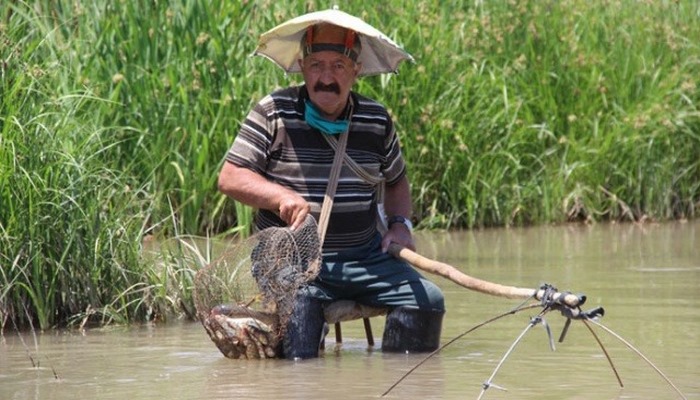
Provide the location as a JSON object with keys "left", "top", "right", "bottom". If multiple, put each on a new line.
{"left": 1, "top": 0, "right": 698, "bottom": 330}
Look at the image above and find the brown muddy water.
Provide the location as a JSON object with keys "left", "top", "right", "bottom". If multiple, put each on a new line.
{"left": 1, "top": 221, "right": 698, "bottom": 400}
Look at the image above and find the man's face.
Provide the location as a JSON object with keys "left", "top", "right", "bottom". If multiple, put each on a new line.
{"left": 301, "top": 53, "right": 359, "bottom": 119}
{"left": 298, "top": 25, "right": 361, "bottom": 120}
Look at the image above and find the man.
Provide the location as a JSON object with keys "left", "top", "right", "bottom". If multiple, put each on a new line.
{"left": 218, "top": 21, "right": 444, "bottom": 359}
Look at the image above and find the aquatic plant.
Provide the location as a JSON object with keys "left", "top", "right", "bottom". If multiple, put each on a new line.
{"left": 1, "top": 0, "right": 699, "bottom": 329}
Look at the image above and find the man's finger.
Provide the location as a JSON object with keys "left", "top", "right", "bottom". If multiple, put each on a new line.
{"left": 380, "top": 235, "right": 391, "bottom": 253}
{"left": 289, "top": 208, "right": 308, "bottom": 231}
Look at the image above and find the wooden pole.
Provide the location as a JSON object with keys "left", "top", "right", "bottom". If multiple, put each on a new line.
{"left": 388, "top": 243, "right": 585, "bottom": 308}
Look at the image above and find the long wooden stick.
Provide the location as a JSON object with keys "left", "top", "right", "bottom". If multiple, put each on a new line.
{"left": 387, "top": 243, "right": 585, "bottom": 308}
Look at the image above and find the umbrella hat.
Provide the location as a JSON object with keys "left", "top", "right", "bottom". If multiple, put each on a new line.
{"left": 254, "top": 7, "right": 414, "bottom": 76}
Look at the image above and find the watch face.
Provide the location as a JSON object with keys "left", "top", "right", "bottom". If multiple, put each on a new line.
{"left": 389, "top": 216, "right": 412, "bottom": 230}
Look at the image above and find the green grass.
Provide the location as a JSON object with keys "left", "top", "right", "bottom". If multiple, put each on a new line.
{"left": 1, "top": 0, "right": 698, "bottom": 330}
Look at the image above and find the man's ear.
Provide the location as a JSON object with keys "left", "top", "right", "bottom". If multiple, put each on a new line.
{"left": 354, "top": 62, "right": 362, "bottom": 77}
{"left": 298, "top": 59, "right": 304, "bottom": 70}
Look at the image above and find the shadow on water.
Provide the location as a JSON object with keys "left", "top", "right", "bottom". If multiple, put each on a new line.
{"left": 1, "top": 221, "right": 698, "bottom": 399}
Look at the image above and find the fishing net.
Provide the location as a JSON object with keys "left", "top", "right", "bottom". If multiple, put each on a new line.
{"left": 193, "top": 215, "right": 322, "bottom": 359}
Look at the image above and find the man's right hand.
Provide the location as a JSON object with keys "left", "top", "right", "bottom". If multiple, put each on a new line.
{"left": 278, "top": 192, "right": 310, "bottom": 231}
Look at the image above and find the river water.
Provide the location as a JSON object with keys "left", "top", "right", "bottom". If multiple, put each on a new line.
{"left": 1, "top": 221, "right": 698, "bottom": 400}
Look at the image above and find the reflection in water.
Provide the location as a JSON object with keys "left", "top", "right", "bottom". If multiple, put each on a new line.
{"left": 1, "top": 221, "right": 698, "bottom": 400}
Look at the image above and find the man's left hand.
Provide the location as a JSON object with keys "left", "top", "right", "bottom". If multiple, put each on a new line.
{"left": 381, "top": 223, "right": 415, "bottom": 253}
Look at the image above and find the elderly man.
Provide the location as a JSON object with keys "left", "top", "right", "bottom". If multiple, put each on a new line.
{"left": 218, "top": 21, "right": 444, "bottom": 359}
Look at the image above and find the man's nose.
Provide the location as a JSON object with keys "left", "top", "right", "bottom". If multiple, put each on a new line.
{"left": 318, "top": 65, "right": 335, "bottom": 81}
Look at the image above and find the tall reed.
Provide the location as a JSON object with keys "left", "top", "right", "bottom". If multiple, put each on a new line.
{"left": 1, "top": 2, "right": 154, "bottom": 329}
{"left": 356, "top": 0, "right": 700, "bottom": 227}
{"left": 1, "top": 0, "right": 698, "bottom": 329}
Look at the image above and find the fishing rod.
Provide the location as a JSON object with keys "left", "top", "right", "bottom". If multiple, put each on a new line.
{"left": 383, "top": 244, "right": 688, "bottom": 400}
{"left": 387, "top": 243, "right": 585, "bottom": 307}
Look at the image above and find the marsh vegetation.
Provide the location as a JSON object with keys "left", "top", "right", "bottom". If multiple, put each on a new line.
{"left": 1, "top": 1, "right": 698, "bottom": 330}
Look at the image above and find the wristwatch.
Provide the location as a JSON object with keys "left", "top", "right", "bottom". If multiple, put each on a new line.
{"left": 388, "top": 215, "right": 413, "bottom": 231}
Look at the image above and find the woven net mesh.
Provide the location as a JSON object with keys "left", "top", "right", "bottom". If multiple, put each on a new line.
{"left": 194, "top": 215, "right": 322, "bottom": 337}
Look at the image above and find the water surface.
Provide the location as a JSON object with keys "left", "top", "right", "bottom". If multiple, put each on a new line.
{"left": 1, "top": 221, "right": 698, "bottom": 399}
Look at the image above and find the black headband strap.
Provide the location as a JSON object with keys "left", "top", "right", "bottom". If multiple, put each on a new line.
{"left": 304, "top": 43, "right": 359, "bottom": 62}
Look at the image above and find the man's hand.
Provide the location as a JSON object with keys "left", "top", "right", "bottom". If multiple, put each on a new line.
{"left": 278, "top": 193, "right": 310, "bottom": 231}
{"left": 381, "top": 223, "right": 415, "bottom": 253}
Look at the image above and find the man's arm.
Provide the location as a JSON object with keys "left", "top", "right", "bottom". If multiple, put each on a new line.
{"left": 380, "top": 174, "right": 415, "bottom": 252}
{"left": 217, "top": 161, "right": 310, "bottom": 230}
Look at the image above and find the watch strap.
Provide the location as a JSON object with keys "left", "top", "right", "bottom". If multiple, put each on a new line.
{"left": 387, "top": 215, "right": 413, "bottom": 231}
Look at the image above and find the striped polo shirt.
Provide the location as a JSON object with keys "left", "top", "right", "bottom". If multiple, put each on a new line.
{"left": 226, "top": 85, "right": 406, "bottom": 251}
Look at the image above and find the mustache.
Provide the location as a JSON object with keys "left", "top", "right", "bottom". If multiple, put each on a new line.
{"left": 313, "top": 82, "right": 340, "bottom": 94}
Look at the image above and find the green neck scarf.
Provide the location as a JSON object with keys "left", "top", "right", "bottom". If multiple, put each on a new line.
{"left": 304, "top": 100, "right": 349, "bottom": 135}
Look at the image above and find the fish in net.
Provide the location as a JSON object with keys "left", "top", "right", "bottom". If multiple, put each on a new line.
{"left": 194, "top": 215, "right": 322, "bottom": 359}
